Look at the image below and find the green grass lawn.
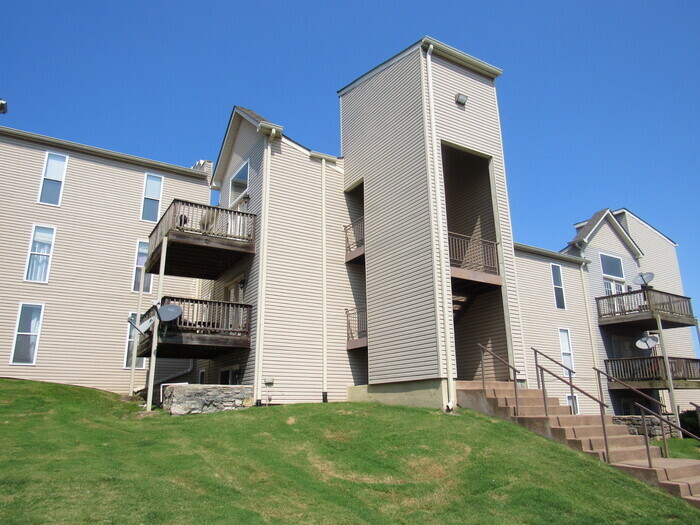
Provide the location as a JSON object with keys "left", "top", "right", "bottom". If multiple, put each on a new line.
{"left": 652, "top": 437, "right": 700, "bottom": 460}
{"left": 1, "top": 379, "right": 698, "bottom": 524}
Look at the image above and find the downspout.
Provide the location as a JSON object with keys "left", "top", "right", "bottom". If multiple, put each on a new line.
{"left": 253, "top": 128, "right": 275, "bottom": 406}
{"left": 426, "top": 44, "right": 456, "bottom": 411}
{"left": 321, "top": 158, "right": 329, "bottom": 402}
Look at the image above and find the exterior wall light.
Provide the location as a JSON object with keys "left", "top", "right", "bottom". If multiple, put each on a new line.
{"left": 455, "top": 93, "right": 468, "bottom": 105}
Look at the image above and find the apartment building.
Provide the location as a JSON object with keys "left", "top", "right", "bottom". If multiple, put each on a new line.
{"left": 0, "top": 127, "right": 210, "bottom": 393}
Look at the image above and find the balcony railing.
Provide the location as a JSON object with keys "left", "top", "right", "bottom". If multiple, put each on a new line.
{"left": 596, "top": 289, "right": 694, "bottom": 320}
{"left": 448, "top": 233, "right": 498, "bottom": 275}
{"left": 141, "top": 297, "right": 252, "bottom": 336}
{"left": 345, "top": 306, "right": 367, "bottom": 341}
{"left": 605, "top": 356, "right": 700, "bottom": 382}
{"left": 149, "top": 199, "right": 256, "bottom": 252}
{"left": 344, "top": 216, "right": 365, "bottom": 252}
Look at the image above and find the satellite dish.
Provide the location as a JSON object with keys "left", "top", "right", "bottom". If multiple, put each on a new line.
{"left": 138, "top": 317, "right": 155, "bottom": 333}
{"left": 635, "top": 335, "right": 659, "bottom": 350}
{"left": 157, "top": 304, "right": 183, "bottom": 322}
{"left": 633, "top": 272, "right": 655, "bottom": 286}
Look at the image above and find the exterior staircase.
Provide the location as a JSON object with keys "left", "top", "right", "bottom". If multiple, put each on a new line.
{"left": 456, "top": 380, "right": 700, "bottom": 509}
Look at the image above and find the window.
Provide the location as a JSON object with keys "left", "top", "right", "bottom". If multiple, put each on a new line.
{"left": 229, "top": 161, "right": 249, "bottom": 210}
{"left": 141, "top": 174, "right": 163, "bottom": 222}
{"left": 25, "top": 225, "right": 56, "bottom": 282}
{"left": 559, "top": 328, "right": 575, "bottom": 377}
{"left": 600, "top": 254, "right": 624, "bottom": 279}
{"left": 566, "top": 394, "right": 580, "bottom": 415}
{"left": 132, "top": 241, "right": 152, "bottom": 293}
{"left": 11, "top": 303, "right": 44, "bottom": 365}
{"left": 604, "top": 279, "right": 625, "bottom": 296}
{"left": 551, "top": 264, "right": 566, "bottom": 309}
{"left": 124, "top": 313, "right": 145, "bottom": 369}
{"left": 39, "top": 153, "right": 67, "bottom": 205}
{"left": 198, "top": 369, "right": 206, "bottom": 384}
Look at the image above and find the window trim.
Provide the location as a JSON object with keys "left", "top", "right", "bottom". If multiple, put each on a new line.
{"left": 140, "top": 173, "right": 163, "bottom": 223}
{"left": 558, "top": 327, "right": 575, "bottom": 378}
{"left": 566, "top": 394, "right": 580, "bottom": 415}
{"left": 550, "top": 263, "right": 566, "bottom": 310}
{"left": 37, "top": 151, "right": 68, "bottom": 207}
{"left": 124, "top": 311, "right": 146, "bottom": 369}
{"left": 599, "top": 252, "right": 625, "bottom": 281}
{"left": 10, "top": 302, "right": 45, "bottom": 366}
{"left": 132, "top": 240, "right": 153, "bottom": 294}
{"left": 23, "top": 224, "right": 57, "bottom": 284}
{"left": 228, "top": 159, "right": 249, "bottom": 210}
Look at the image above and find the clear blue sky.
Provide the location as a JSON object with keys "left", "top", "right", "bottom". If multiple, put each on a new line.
{"left": 3, "top": 1, "right": 699, "bottom": 349}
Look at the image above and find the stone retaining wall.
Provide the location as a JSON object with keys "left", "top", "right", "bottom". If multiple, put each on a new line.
{"left": 612, "top": 415, "right": 681, "bottom": 439}
{"left": 163, "top": 384, "right": 254, "bottom": 416}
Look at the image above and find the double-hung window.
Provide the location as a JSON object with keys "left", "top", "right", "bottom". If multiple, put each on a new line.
{"left": 39, "top": 153, "right": 67, "bottom": 205}
{"left": 229, "top": 161, "right": 249, "bottom": 211}
{"left": 25, "top": 225, "right": 56, "bottom": 283}
{"left": 559, "top": 328, "right": 575, "bottom": 377}
{"left": 124, "top": 312, "right": 145, "bottom": 369}
{"left": 11, "top": 303, "right": 44, "bottom": 365}
{"left": 551, "top": 264, "right": 566, "bottom": 309}
{"left": 141, "top": 174, "right": 163, "bottom": 222}
{"left": 132, "top": 241, "right": 152, "bottom": 293}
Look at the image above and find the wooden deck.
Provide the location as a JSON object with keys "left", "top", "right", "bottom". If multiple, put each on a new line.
{"left": 137, "top": 297, "right": 252, "bottom": 359}
{"left": 596, "top": 289, "right": 696, "bottom": 330}
{"left": 144, "top": 200, "right": 256, "bottom": 279}
{"left": 346, "top": 306, "right": 367, "bottom": 350}
{"left": 448, "top": 233, "right": 502, "bottom": 290}
{"left": 605, "top": 356, "right": 700, "bottom": 390}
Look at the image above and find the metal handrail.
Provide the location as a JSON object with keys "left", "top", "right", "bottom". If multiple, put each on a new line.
{"left": 691, "top": 402, "right": 700, "bottom": 432}
{"left": 478, "top": 343, "right": 521, "bottom": 417}
{"left": 532, "top": 348, "right": 576, "bottom": 405}
{"left": 538, "top": 364, "right": 611, "bottom": 463}
{"left": 635, "top": 403, "right": 700, "bottom": 468}
{"left": 343, "top": 216, "right": 365, "bottom": 252}
{"left": 594, "top": 367, "right": 667, "bottom": 413}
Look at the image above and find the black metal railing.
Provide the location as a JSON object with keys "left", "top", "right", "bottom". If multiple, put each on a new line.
{"left": 448, "top": 233, "right": 498, "bottom": 275}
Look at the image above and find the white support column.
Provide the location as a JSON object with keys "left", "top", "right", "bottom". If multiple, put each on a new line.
{"left": 321, "top": 158, "right": 328, "bottom": 402}
{"left": 128, "top": 266, "right": 146, "bottom": 395}
{"left": 655, "top": 313, "right": 680, "bottom": 428}
{"left": 146, "top": 237, "right": 168, "bottom": 411}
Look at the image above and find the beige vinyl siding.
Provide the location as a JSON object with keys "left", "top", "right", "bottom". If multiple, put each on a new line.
{"left": 515, "top": 250, "right": 599, "bottom": 414}
{"left": 342, "top": 48, "right": 441, "bottom": 384}
{"left": 427, "top": 54, "right": 526, "bottom": 378}
{"left": 205, "top": 120, "right": 266, "bottom": 387}
{"left": 0, "top": 135, "right": 208, "bottom": 393}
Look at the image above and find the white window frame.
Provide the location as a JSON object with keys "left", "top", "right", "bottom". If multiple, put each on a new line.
{"left": 566, "top": 394, "right": 580, "bottom": 415}
{"left": 124, "top": 312, "right": 146, "bottom": 369}
{"left": 140, "top": 173, "right": 163, "bottom": 223}
{"left": 10, "top": 302, "right": 45, "bottom": 366}
{"left": 228, "top": 160, "right": 249, "bottom": 210}
{"left": 550, "top": 263, "right": 566, "bottom": 310}
{"left": 558, "top": 328, "right": 575, "bottom": 378}
{"left": 37, "top": 151, "right": 68, "bottom": 206}
{"left": 599, "top": 252, "right": 625, "bottom": 281}
{"left": 132, "top": 240, "right": 153, "bottom": 294}
{"left": 198, "top": 369, "right": 206, "bottom": 384}
{"left": 24, "top": 224, "right": 57, "bottom": 283}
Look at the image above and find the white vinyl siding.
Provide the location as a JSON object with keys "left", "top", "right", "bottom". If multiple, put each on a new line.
{"left": 25, "top": 225, "right": 56, "bottom": 283}
{"left": 38, "top": 152, "right": 67, "bottom": 205}
{"left": 11, "top": 303, "right": 44, "bottom": 365}
{"left": 559, "top": 328, "right": 574, "bottom": 377}
{"left": 141, "top": 174, "right": 163, "bottom": 222}
{"left": 551, "top": 264, "right": 566, "bottom": 309}
{"left": 124, "top": 312, "right": 145, "bottom": 369}
{"left": 132, "top": 241, "right": 152, "bottom": 293}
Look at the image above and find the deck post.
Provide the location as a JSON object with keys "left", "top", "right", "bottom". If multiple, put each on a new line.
{"left": 654, "top": 313, "right": 681, "bottom": 430}
{"left": 146, "top": 236, "right": 168, "bottom": 412}
{"left": 128, "top": 266, "right": 146, "bottom": 395}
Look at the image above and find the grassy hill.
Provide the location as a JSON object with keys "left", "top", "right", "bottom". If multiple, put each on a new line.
{"left": 0, "top": 378, "right": 698, "bottom": 524}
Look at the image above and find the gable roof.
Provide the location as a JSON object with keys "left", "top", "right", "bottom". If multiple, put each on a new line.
{"left": 567, "top": 208, "right": 644, "bottom": 258}
{"left": 612, "top": 208, "right": 677, "bottom": 247}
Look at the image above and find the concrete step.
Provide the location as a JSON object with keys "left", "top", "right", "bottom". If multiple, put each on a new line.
{"left": 512, "top": 405, "right": 572, "bottom": 417}
{"left": 569, "top": 434, "right": 647, "bottom": 452}
{"left": 606, "top": 446, "right": 662, "bottom": 464}
{"left": 495, "top": 396, "right": 562, "bottom": 408}
{"left": 615, "top": 458, "right": 700, "bottom": 482}
{"left": 682, "top": 495, "right": 700, "bottom": 509}
{"left": 486, "top": 388, "right": 548, "bottom": 400}
{"left": 659, "top": 475, "right": 700, "bottom": 498}
{"left": 548, "top": 414, "right": 616, "bottom": 427}
{"left": 553, "top": 424, "right": 630, "bottom": 440}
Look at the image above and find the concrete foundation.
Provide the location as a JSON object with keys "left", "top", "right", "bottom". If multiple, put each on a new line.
{"left": 347, "top": 378, "right": 448, "bottom": 410}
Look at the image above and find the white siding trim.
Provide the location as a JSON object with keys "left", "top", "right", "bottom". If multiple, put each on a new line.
{"left": 23, "top": 223, "right": 57, "bottom": 284}
{"left": 37, "top": 151, "right": 68, "bottom": 207}
{"left": 10, "top": 302, "right": 45, "bottom": 366}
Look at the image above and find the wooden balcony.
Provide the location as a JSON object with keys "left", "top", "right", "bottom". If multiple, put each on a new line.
{"left": 137, "top": 297, "right": 251, "bottom": 359}
{"left": 605, "top": 356, "right": 700, "bottom": 390}
{"left": 346, "top": 306, "right": 367, "bottom": 350}
{"left": 144, "top": 200, "right": 256, "bottom": 280}
{"left": 448, "top": 233, "right": 502, "bottom": 294}
{"left": 596, "top": 289, "right": 696, "bottom": 330}
{"left": 344, "top": 216, "right": 365, "bottom": 263}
